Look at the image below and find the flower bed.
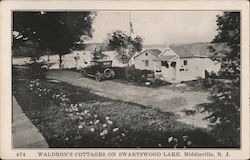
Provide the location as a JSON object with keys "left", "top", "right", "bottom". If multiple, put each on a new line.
{"left": 13, "top": 68, "right": 220, "bottom": 148}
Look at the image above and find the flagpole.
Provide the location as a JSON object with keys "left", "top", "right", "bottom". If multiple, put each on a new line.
{"left": 128, "top": 11, "right": 131, "bottom": 66}
{"left": 129, "top": 12, "right": 131, "bottom": 38}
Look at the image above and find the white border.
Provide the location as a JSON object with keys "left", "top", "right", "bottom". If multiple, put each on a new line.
{"left": 0, "top": 0, "right": 249, "bottom": 159}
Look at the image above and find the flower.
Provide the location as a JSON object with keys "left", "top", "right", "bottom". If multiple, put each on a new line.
{"left": 158, "top": 143, "right": 162, "bottom": 147}
{"left": 168, "top": 136, "right": 173, "bottom": 143}
{"left": 78, "top": 125, "right": 83, "bottom": 129}
{"left": 187, "top": 140, "right": 192, "bottom": 146}
{"left": 113, "top": 128, "right": 119, "bottom": 132}
{"left": 84, "top": 110, "right": 89, "bottom": 114}
{"left": 182, "top": 135, "right": 188, "bottom": 141}
{"left": 79, "top": 103, "right": 82, "bottom": 107}
{"left": 107, "top": 120, "right": 113, "bottom": 125}
{"left": 105, "top": 116, "right": 110, "bottom": 120}
{"left": 89, "top": 121, "right": 93, "bottom": 124}
{"left": 173, "top": 138, "right": 178, "bottom": 142}
{"left": 94, "top": 120, "right": 100, "bottom": 124}
{"left": 94, "top": 114, "right": 98, "bottom": 118}
{"left": 121, "top": 133, "right": 126, "bottom": 137}
{"left": 90, "top": 128, "right": 95, "bottom": 132}
{"left": 100, "top": 132, "right": 104, "bottom": 136}
{"left": 102, "top": 124, "right": 107, "bottom": 128}
{"left": 79, "top": 116, "right": 83, "bottom": 120}
{"left": 65, "top": 137, "right": 69, "bottom": 141}
{"left": 103, "top": 129, "right": 108, "bottom": 134}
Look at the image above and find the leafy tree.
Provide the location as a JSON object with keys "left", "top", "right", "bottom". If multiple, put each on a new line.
{"left": 106, "top": 30, "right": 143, "bottom": 65}
{"left": 13, "top": 11, "right": 96, "bottom": 68}
{"left": 198, "top": 12, "right": 240, "bottom": 147}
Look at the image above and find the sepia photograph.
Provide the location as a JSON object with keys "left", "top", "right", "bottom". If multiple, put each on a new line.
{"left": 12, "top": 10, "right": 241, "bottom": 148}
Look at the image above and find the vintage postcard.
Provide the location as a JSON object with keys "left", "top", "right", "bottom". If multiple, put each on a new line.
{"left": 0, "top": 0, "right": 249, "bottom": 159}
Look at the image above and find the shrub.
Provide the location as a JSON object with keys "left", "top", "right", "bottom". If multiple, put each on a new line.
{"left": 26, "top": 59, "right": 47, "bottom": 79}
{"left": 124, "top": 67, "right": 152, "bottom": 82}
{"left": 112, "top": 67, "right": 153, "bottom": 83}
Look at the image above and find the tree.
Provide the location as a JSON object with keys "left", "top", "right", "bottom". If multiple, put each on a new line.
{"left": 106, "top": 30, "right": 143, "bottom": 65}
{"left": 198, "top": 12, "right": 240, "bottom": 147}
{"left": 13, "top": 11, "right": 96, "bottom": 68}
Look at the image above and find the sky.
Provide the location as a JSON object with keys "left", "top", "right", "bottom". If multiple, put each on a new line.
{"left": 86, "top": 11, "right": 223, "bottom": 45}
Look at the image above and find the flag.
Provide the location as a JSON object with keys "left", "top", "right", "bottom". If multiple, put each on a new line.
{"left": 130, "top": 21, "right": 134, "bottom": 34}
{"left": 129, "top": 12, "right": 134, "bottom": 34}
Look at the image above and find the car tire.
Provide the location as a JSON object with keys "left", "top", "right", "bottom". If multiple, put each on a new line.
{"left": 80, "top": 69, "right": 87, "bottom": 76}
{"left": 110, "top": 70, "right": 115, "bottom": 78}
{"left": 95, "top": 72, "right": 102, "bottom": 81}
{"left": 103, "top": 68, "right": 114, "bottom": 79}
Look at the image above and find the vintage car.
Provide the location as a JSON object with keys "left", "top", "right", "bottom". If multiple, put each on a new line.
{"left": 80, "top": 60, "right": 115, "bottom": 81}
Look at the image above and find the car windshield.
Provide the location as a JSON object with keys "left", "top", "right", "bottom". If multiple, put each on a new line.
{"left": 90, "top": 61, "right": 112, "bottom": 66}
{"left": 101, "top": 61, "right": 112, "bottom": 66}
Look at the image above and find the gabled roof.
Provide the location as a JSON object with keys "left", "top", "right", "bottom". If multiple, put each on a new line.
{"left": 169, "top": 42, "right": 229, "bottom": 58}
{"left": 152, "top": 55, "right": 176, "bottom": 61}
{"left": 169, "top": 45, "right": 193, "bottom": 58}
{"left": 133, "top": 49, "right": 162, "bottom": 58}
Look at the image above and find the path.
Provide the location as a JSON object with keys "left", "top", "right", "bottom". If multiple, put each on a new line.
{"left": 47, "top": 70, "right": 210, "bottom": 112}
{"left": 47, "top": 70, "right": 211, "bottom": 127}
{"left": 12, "top": 96, "right": 48, "bottom": 148}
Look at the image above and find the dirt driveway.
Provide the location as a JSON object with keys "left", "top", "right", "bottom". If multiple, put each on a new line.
{"left": 47, "top": 70, "right": 210, "bottom": 114}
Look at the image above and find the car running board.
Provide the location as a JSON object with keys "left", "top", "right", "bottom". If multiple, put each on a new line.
{"left": 86, "top": 74, "right": 95, "bottom": 77}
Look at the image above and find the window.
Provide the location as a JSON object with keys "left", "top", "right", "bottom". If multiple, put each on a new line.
{"left": 145, "top": 53, "right": 148, "bottom": 56}
{"left": 145, "top": 60, "right": 149, "bottom": 67}
{"left": 183, "top": 60, "right": 188, "bottom": 65}
{"left": 171, "top": 62, "right": 176, "bottom": 68}
{"left": 161, "top": 61, "right": 169, "bottom": 68}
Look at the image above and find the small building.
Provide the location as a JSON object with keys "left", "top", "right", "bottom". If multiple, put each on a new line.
{"left": 133, "top": 49, "right": 162, "bottom": 70}
{"left": 153, "top": 43, "right": 229, "bottom": 83}
{"left": 102, "top": 51, "right": 127, "bottom": 67}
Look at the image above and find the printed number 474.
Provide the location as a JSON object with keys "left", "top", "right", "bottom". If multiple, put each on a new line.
{"left": 16, "top": 152, "right": 26, "bottom": 157}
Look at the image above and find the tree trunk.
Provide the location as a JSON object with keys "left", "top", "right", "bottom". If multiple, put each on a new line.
{"left": 47, "top": 54, "right": 50, "bottom": 69}
{"left": 59, "top": 54, "right": 63, "bottom": 69}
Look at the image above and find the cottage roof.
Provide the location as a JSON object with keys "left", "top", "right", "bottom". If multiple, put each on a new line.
{"left": 169, "top": 42, "right": 229, "bottom": 58}
{"left": 152, "top": 55, "right": 176, "bottom": 61}
{"left": 169, "top": 45, "right": 193, "bottom": 58}
{"left": 133, "top": 49, "right": 162, "bottom": 58}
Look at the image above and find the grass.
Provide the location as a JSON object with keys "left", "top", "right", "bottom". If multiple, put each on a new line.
{"left": 13, "top": 67, "right": 221, "bottom": 148}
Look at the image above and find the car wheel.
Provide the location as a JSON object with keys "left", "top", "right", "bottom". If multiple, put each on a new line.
{"left": 111, "top": 70, "right": 115, "bottom": 78}
{"left": 103, "top": 68, "right": 113, "bottom": 78}
{"left": 80, "top": 69, "right": 87, "bottom": 76}
{"left": 95, "top": 72, "right": 102, "bottom": 81}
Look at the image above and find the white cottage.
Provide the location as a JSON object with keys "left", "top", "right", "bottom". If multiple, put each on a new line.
{"left": 133, "top": 49, "right": 162, "bottom": 70}
{"left": 153, "top": 43, "right": 228, "bottom": 83}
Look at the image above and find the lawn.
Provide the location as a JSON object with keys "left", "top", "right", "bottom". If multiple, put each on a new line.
{"left": 13, "top": 67, "right": 220, "bottom": 148}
